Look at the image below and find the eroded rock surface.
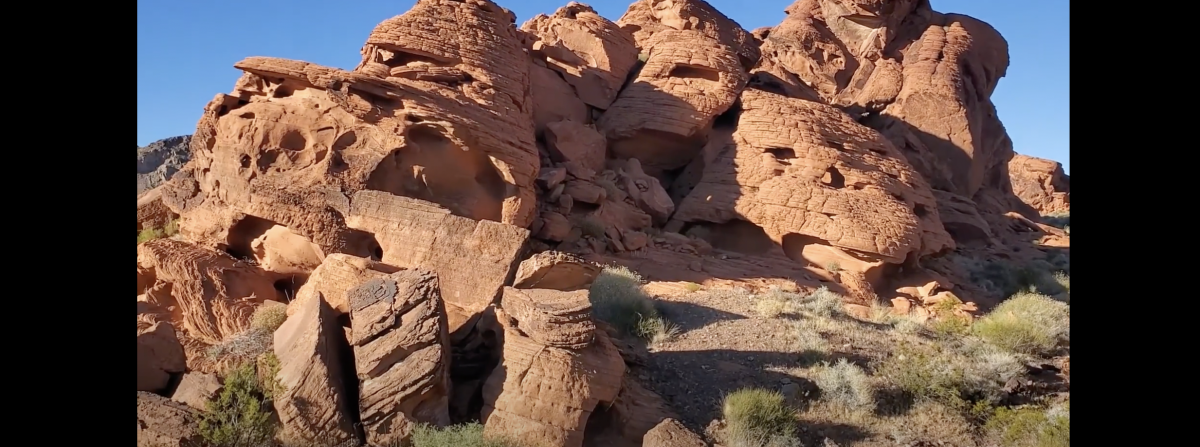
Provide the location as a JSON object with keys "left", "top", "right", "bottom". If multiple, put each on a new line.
{"left": 136, "top": 312, "right": 187, "bottom": 393}
{"left": 136, "top": 239, "right": 281, "bottom": 344}
{"left": 138, "top": 135, "right": 192, "bottom": 199}
{"left": 288, "top": 253, "right": 401, "bottom": 317}
{"left": 513, "top": 250, "right": 601, "bottom": 291}
{"left": 1008, "top": 153, "right": 1069, "bottom": 216}
{"left": 523, "top": 2, "right": 640, "bottom": 109}
{"left": 348, "top": 271, "right": 452, "bottom": 446}
{"left": 617, "top": 0, "right": 761, "bottom": 69}
{"left": 344, "top": 191, "right": 529, "bottom": 338}
{"left": 273, "top": 291, "right": 359, "bottom": 445}
{"left": 481, "top": 288, "right": 626, "bottom": 447}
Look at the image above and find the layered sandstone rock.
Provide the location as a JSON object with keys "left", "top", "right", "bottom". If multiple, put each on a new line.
{"left": 1008, "top": 154, "right": 1070, "bottom": 216}
{"left": 671, "top": 88, "right": 952, "bottom": 284}
{"left": 137, "top": 391, "right": 203, "bottom": 447}
{"left": 163, "top": 0, "right": 541, "bottom": 265}
{"left": 544, "top": 119, "right": 608, "bottom": 174}
{"left": 347, "top": 271, "right": 452, "bottom": 446}
{"left": 136, "top": 239, "right": 280, "bottom": 344}
{"left": 513, "top": 250, "right": 601, "bottom": 291}
{"left": 343, "top": 191, "right": 529, "bottom": 338}
{"left": 136, "top": 312, "right": 187, "bottom": 393}
{"left": 617, "top": 0, "right": 761, "bottom": 69}
{"left": 288, "top": 253, "right": 401, "bottom": 317}
{"left": 643, "top": 418, "right": 707, "bottom": 447}
{"left": 481, "top": 288, "right": 625, "bottom": 447}
{"left": 137, "top": 186, "right": 178, "bottom": 231}
{"left": 273, "top": 291, "right": 358, "bottom": 445}
{"left": 522, "top": 2, "right": 640, "bottom": 110}
{"left": 598, "top": 29, "right": 748, "bottom": 176}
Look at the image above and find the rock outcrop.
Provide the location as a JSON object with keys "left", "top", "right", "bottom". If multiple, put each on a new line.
{"left": 273, "top": 290, "right": 359, "bottom": 445}
{"left": 670, "top": 88, "right": 953, "bottom": 286}
{"left": 481, "top": 287, "right": 626, "bottom": 447}
{"left": 347, "top": 271, "right": 452, "bottom": 446}
{"left": 136, "top": 239, "right": 281, "bottom": 345}
{"left": 617, "top": 0, "right": 762, "bottom": 70}
{"left": 343, "top": 191, "right": 529, "bottom": 338}
{"left": 522, "top": 2, "right": 640, "bottom": 110}
{"left": 512, "top": 250, "right": 601, "bottom": 291}
{"left": 137, "top": 391, "right": 203, "bottom": 447}
{"left": 288, "top": 253, "right": 401, "bottom": 317}
{"left": 136, "top": 312, "right": 187, "bottom": 393}
{"left": 170, "top": 372, "right": 222, "bottom": 411}
{"left": 1008, "top": 154, "right": 1069, "bottom": 216}
{"left": 138, "top": 135, "right": 192, "bottom": 199}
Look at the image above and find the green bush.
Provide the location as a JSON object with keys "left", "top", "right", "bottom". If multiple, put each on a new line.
{"left": 878, "top": 340, "right": 1020, "bottom": 411}
{"left": 813, "top": 359, "right": 875, "bottom": 412}
{"left": 410, "top": 422, "right": 530, "bottom": 447}
{"left": 199, "top": 362, "right": 277, "bottom": 447}
{"left": 984, "top": 404, "right": 1069, "bottom": 447}
{"left": 721, "top": 388, "right": 798, "bottom": 446}
{"left": 589, "top": 266, "right": 675, "bottom": 342}
{"left": 137, "top": 218, "right": 179, "bottom": 245}
{"left": 973, "top": 291, "right": 1069, "bottom": 355}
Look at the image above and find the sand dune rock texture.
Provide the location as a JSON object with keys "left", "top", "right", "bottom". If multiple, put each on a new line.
{"left": 137, "top": 0, "right": 1068, "bottom": 446}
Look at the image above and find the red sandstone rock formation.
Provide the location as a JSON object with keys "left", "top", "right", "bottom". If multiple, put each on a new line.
{"left": 1008, "top": 153, "right": 1070, "bottom": 216}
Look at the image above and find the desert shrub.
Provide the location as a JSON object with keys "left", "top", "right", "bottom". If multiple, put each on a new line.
{"left": 878, "top": 341, "right": 1019, "bottom": 411}
{"left": 137, "top": 227, "right": 165, "bottom": 244}
{"left": 199, "top": 362, "right": 277, "bottom": 447}
{"left": 251, "top": 305, "right": 288, "bottom": 332}
{"left": 929, "top": 314, "right": 971, "bottom": 338}
{"left": 825, "top": 261, "right": 841, "bottom": 273}
{"left": 722, "top": 388, "right": 800, "bottom": 447}
{"left": 588, "top": 266, "right": 673, "bottom": 342}
{"left": 792, "top": 325, "right": 830, "bottom": 365}
{"left": 579, "top": 217, "right": 606, "bottom": 239}
{"left": 973, "top": 291, "right": 1069, "bottom": 355}
{"left": 258, "top": 352, "right": 285, "bottom": 400}
{"left": 984, "top": 404, "right": 1069, "bottom": 447}
{"left": 1052, "top": 272, "right": 1069, "bottom": 294}
{"left": 163, "top": 218, "right": 180, "bottom": 236}
{"left": 813, "top": 359, "right": 875, "bottom": 412}
{"left": 796, "top": 287, "right": 843, "bottom": 317}
{"left": 410, "top": 422, "right": 530, "bottom": 447}
{"left": 683, "top": 282, "right": 702, "bottom": 293}
{"left": 755, "top": 287, "right": 800, "bottom": 318}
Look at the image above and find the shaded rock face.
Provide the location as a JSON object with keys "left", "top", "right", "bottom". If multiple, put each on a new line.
{"left": 671, "top": 88, "right": 952, "bottom": 285}
{"left": 136, "top": 312, "right": 187, "bottom": 393}
{"left": 1008, "top": 154, "right": 1069, "bottom": 216}
{"left": 138, "top": 135, "right": 192, "bottom": 199}
{"left": 347, "top": 271, "right": 452, "bottom": 446}
{"left": 273, "top": 287, "right": 359, "bottom": 445}
{"left": 481, "top": 287, "right": 626, "bottom": 447}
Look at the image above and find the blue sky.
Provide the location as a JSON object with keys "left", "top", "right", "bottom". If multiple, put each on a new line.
{"left": 137, "top": 0, "right": 1068, "bottom": 173}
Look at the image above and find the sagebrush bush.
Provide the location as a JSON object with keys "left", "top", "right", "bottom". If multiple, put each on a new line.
{"left": 929, "top": 314, "right": 971, "bottom": 338}
{"left": 199, "top": 362, "right": 276, "bottom": 447}
{"left": 755, "top": 287, "right": 798, "bottom": 318}
{"left": 722, "top": 388, "right": 799, "bottom": 447}
{"left": 797, "top": 286, "right": 843, "bottom": 317}
{"left": 251, "top": 304, "right": 288, "bottom": 332}
{"left": 589, "top": 266, "right": 674, "bottom": 342}
{"left": 813, "top": 359, "right": 875, "bottom": 412}
{"left": 984, "top": 404, "right": 1069, "bottom": 447}
{"left": 973, "top": 291, "right": 1069, "bottom": 355}
{"left": 410, "top": 422, "right": 530, "bottom": 447}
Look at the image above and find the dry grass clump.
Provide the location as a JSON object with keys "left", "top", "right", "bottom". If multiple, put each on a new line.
{"left": 796, "top": 287, "right": 843, "bottom": 317}
{"left": 589, "top": 266, "right": 677, "bottom": 344}
{"left": 721, "top": 388, "right": 802, "bottom": 447}
{"left": 409, "top": 422, "right": 531, "bottom": 447}
{"left": 972, "top": 291, "right": 1069, "bottom": 355}
{"left": 755, "top": 287, "right": 800, "bottom": 318}
{"left": 207, "top": 328, "right": 273, "bottom": 365}
{"left": 250, "top": 304, "right": 288, "bottom": 332}
{"left": 812, "top": 359, "right": 875, "bottom": 412}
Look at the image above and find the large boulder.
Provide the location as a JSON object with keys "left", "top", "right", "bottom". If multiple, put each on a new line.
{"left": 522, "top": 2, "right": 640, "bottom": 110}
{"left": 272, "top": 289, "right": 359, "bottom": 445}
{"left": 347, "top": 271, "right": 452, "bottom": 446}
{"left": 643, "top": 418, "right": 707, "bottom": 447}
{"left": 481, "top": 287, "right": 626, "bottom": 447}
{"left": 512, "top": 250, "right": 601, "bottom": 291}
{"left": 617, "top": 0, "right": 762, "bottom": 70}
{"left": 343, "top": 191, "right": 529, "bottom": 339}
{"left": 136, "top": 312, "right": 187, "bottom": 393}
{"left": 287, "top": 253, "right": 400, "bottom": 317}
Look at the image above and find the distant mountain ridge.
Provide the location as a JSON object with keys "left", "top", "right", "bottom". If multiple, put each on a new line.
{"left": 137, "top": 135, "right": 191, "bottom": 198}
